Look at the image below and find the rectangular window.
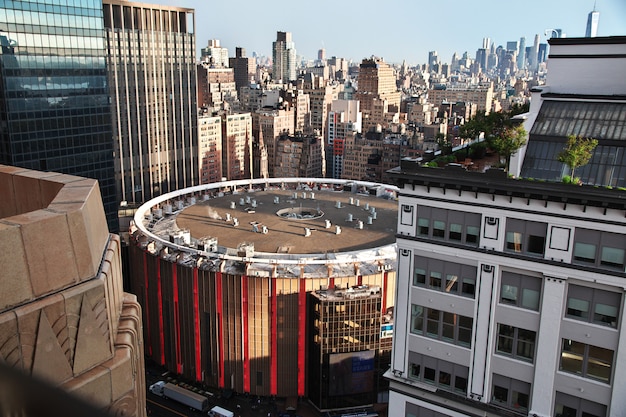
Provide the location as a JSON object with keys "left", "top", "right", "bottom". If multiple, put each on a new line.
{"left": 410, "top": 305, "right": 423, "bottom": 335}
{"left": 414, "top": 267, "right": 426, "bottom": 286}
{"left": 449, "top": 223, "right": 462, "bottom": 241}
{"left": 555, "top": 391, "right": 607, "bottom": 417}
{"left": 417, "top": 217, "right": 430, "bottom": 236}
{"left": 505, "top": 218, "right": 547, "bottom": 256}
{"left": 408, "top": 354, "right": 468, "bottom": 397}
{"left": 433, "top": 220, "right": 446, "bottom": 238}
{"left": 574, "top": 242, "right": 596, "bottom": 263}
{"left": 410, "top": 304, "right": 473, "bottom": 348}
{"left": 566, "top": 285, "right": 621, "bottom": 328}
{"left": 491, "top": 374, "right": 531, "bottom": 412}
{"left": 411, "top": 258, "right": 476, "bottom": 299}
{"left": 466, "top": 225, "right": 479, "bottom": 244}
{"left": 500, "top": 272, "right": 541, "bottom": 311}
{"left": 506, "top": 231, "right": 523, "bottom": 252}
{"left": 429, "top": 271, "right": 442, "bottom": 290}
{"left": 462, "top": 277, "right": 476, "bottom": 298}
{"left": 600, "top": 246, "right": 624, "bottom": 269}
{"left": 560, "top": 339, "right": 614, "bottom": 384}
{"left": 573, "top": 228, "right": 626, "bottom": 271}
{"left": 496, "top": 324, "right": 536, "bottom": 362}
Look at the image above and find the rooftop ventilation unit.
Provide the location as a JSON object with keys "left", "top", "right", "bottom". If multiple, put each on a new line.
{"left": 347, "top": 213, "right": 353, "bottom": 222}
{"left": 230, "top": 201, "right": 236, "bottom": 209}
{"left": 237, "top": 242, "right": 255, "bottom": 257}
{"left": 336, "top": 201, "right": 342, "bottom": 208}
{"left": 164, "top": 204, "right": 173, "bottom": 214}
{"left": 335, "top": 226, "right": 342, "bottom": 235}
{"left": 170, "top": 229, "right": 191, "bottom": 245}
{"left": 325, "top": 219, "right": 332, "bottom": 229}
{"left": 304, "top": 227, "right": 311, "bottom": 237}
{"left": 198, "top": 237, "right": 218, "bottom": 252}
{"left": 274, "top": 196, "right": 280, "bottom": 204}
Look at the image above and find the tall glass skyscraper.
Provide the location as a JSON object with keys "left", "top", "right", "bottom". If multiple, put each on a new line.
{"left": 103, "top": 1, "right": 198, "bottom": 206}
{"left": 0, "top": 0, "right": 118, "bottom": 232}
{"left": 272, "top": 31, "right": 296, "bottom": 82}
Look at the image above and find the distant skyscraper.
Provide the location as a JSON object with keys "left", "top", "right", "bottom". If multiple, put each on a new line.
{"left": 0, "top": 0, "right": 118, "bottom": 231}
{"left": 201, "top": 39, "right": 229, "bottom": 67}
{"left": 428, "top": 51, "right": 439, "bottom": 69}
{"left": 482, "top": 37, "right": 491, "bottom": 50}
{"left": 103, "top": 1, "right": 198, "bottom": 206}
{"left": 230, "top": 47, "right": 257, "bottom": 96}
{"left": 586, "top": 8, "right": 600, "bottom": 37}
{"left": 538, "top": 43, "right": 548, "bottom": 64}
{"left": 318, "top": 47, "right": 326, "bottom": 62}
{"left": 530, "top": 34, "right": 541, "bottom": 71}
{"left": 506, "top": 41, "right": 519, "bottom": 53}
{"left": 272, "top": 31, "right": 297, "bottom": 82}
{"left": 518, "top": 37, "right": 526, "bottom": 69}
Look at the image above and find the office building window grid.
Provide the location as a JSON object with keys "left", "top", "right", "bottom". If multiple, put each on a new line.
{"left": 491, "top": 373, "right": 531, "bottom": 413}
{"left": 408, "top": 355, "right": 469, "bottom": 396}
{"left": 416, "top": 206, "right": 481, "bottom": 245}
{"left": 495, "top": 324, "right": 536, "bottom": 363}
{"left": 572, "top": 228, "right": 626, "bottom": 271}
{"left": 499, "top": 271, "right": 542, "bottom": 311}
{"left": 560, "top": 339, "right": 614, "bottom": 384}
{"left": 566, "top": 284, "right": 621, "bottom": 328}
{"left": 413, "top": 257, "right": 476, "bottom": 298}
{"left": 410, "top": 305, "right": 473, "bottom": 348}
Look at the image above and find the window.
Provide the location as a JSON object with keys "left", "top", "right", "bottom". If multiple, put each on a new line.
{"left": 408, "top": 353, "right": 469, "bottom": 396}
{"left": 554, "top": 391, "right": 607, "bottom": 417}
{"left": 499, "top": 272, "right": 541, "bottom": 311}
{"left": 560, "top": 339, "right": 614, "bottom": 383}
{"left": 505, "top": 218, "right": 547, "bottom": 256}
{"left": 410, "top": 304, "right": 473, "bottom": 348}
{"left": 415, "top": 206, "right": 481, "bottom": 246}
{"left": 412, "top": 257, "right": 477, "bottom": 298}
{"left": 496, "top": 324, "right": 536, "bottom": 362}
{"left": 573, "top": 229, "right": 626, "bottom": 271}
{"left": 491, "top": 374, "right": 530, "bottom": 413}
{"left": 566, "top": 285, "right": 621, "bottom": 328}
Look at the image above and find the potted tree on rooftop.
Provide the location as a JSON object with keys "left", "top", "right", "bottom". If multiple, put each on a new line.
{"left": 557, "top": 134, "right": 598, "bottom": 185}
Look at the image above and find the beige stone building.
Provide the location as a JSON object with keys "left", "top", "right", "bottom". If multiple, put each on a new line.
{"left": 355, "top": 57, "right": 402, "bottom": 133}
{"left": 198, "top": 115, "right": 223, "bottom": 184}
{"left": 0, "top": 165, "right": 145, "bottom": 416}
{"left": 427, "top": 83, "right": 494, "bottom": 114}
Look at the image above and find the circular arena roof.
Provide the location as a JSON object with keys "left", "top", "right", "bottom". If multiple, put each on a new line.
{"left": 131, "top": 178, "right": 399, "bottom": 277}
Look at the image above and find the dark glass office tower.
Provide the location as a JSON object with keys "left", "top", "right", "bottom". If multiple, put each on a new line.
{"left": 103, "top": 1, "right": 198, "bottom": 206}
{"left": 0, "top": 0, "right": 118, "bottom": 232}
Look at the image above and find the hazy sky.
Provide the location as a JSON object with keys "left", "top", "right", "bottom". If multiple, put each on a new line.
{"left": 151, "top": 0, "right": 626, "bottom": 65}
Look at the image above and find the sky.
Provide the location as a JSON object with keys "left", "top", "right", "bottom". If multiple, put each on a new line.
{"left": 151, "top": 0, "right": 626, "bottom": 65}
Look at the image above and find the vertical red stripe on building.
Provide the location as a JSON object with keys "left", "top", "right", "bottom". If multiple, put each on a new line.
{"left": 143, "top": 253, "right": 152, "bottom": 356}
{"left": 358, "top": 275, "right": 362, "bottom": 286}
{"left": 193, "top": 268, "right": 202, "bottom": 381}
{"left": 156, "top": 260, "right": 165, "bottom": 365}
{"left": 382, "top": 271, "right": 388, "bottom": 314}
{"left": 298, "top": 278, "right": 306, "bottom": 397}
{"left": 172, "top": 264, "right": 181, "bottom": 374}
{"left": 329, "top": 277, "right": 335, "bottom": 290}
{"left": 242, "top": 275, "right": 250, "bottom": 393}
{"left": 216, "top": 272, "right": 225, "bottom": 388}
{"left": 270, "top": 278, "right": 277, "bottom": 396}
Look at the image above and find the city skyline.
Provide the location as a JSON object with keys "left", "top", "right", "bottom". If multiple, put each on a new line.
{"left": 152, "top": 0, "right": 625, "bottom": 65}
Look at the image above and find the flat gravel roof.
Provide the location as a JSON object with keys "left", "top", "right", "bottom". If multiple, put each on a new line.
{"left": 175, "top": 189, "right": 398, "bottom": 254}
